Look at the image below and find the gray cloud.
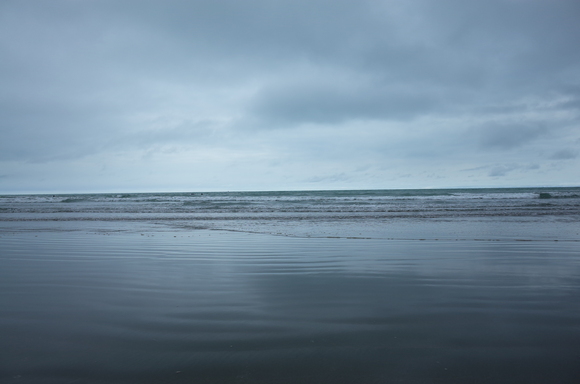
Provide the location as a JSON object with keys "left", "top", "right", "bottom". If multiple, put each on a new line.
{"left": 1, "top": 0, "right": 579, "bottom": 192}
{"left": 488, "top": 163, "right": 540, "bottom": 177}
{"left": 305, "top": 173, "right": 351, "bottom": 184}
{"left": 251, "top": 82, "right": 438, "bottom": 125}
{"left": 488, "top": 165, "right": 513, "bottom": 178}
{"left": 477, "top": 122, "right": 548, "bottom": 150}
{"left": 550, "top": 148, "right": 578, "bottom": 160}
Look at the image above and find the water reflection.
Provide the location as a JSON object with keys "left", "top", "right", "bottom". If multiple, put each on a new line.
{"left": 1, "top": 231, "right": 579, "bottom": 383}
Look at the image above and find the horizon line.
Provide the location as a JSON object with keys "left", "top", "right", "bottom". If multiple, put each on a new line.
{"left": 2, "top": 185, "right": 579, "bottom": 196}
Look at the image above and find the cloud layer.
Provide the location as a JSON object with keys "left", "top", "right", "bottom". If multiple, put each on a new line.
{"left": 1, "top": 0, "right": 579, "bottom": 192}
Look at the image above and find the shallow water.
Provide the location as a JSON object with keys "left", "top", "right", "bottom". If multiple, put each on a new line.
{"left": 1, "top": 228, "right": 579, "bottom": 383}
{"left": 2, "top": 187, "right": 579, "bottom": 241}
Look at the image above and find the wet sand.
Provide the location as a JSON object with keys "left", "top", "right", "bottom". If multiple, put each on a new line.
{"left": 1, "top": 226, "right": 579, "bottom": 383}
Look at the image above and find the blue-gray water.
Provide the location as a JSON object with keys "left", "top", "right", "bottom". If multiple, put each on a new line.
{"left": 1, "top": 188, "right": 579, "bottom": 383}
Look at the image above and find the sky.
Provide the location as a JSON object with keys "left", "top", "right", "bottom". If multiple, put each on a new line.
{"left": 1, "top": 0, "right": 579, "bottom": 193}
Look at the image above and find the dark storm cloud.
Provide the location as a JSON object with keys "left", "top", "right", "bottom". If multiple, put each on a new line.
{"left": 4, "top": 1, "right": 580, "bottom": 123}
{"left": 243, "top": 0, "right": 580, "bottom": 125}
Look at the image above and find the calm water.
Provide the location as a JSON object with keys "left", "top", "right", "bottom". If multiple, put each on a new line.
{"left": 1, "top": 188, "right": 579, "bottom": 383}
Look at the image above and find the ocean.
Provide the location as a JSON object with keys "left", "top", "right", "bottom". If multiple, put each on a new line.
{"left": 1, "top": 187, "right": 579, "bottom": 383}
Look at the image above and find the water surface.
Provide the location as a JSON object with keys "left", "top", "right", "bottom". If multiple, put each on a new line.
{"left": 1, "top": 188, "right": 579, "bottom": 383}
{"left": 1, "top": 229, "right": 579, "bottom": 383}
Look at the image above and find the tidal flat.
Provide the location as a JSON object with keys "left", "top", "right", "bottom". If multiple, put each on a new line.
{"left": 1, "top": 225, "right": 579, "bottom": 384}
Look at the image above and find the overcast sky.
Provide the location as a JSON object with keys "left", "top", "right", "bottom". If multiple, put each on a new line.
{"left": 1, "top": 0, "right": 579, "bottom": 193}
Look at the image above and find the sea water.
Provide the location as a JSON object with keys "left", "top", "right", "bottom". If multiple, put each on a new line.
{"left": 1, "top": 188, "right": 579, "bottom": 383}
